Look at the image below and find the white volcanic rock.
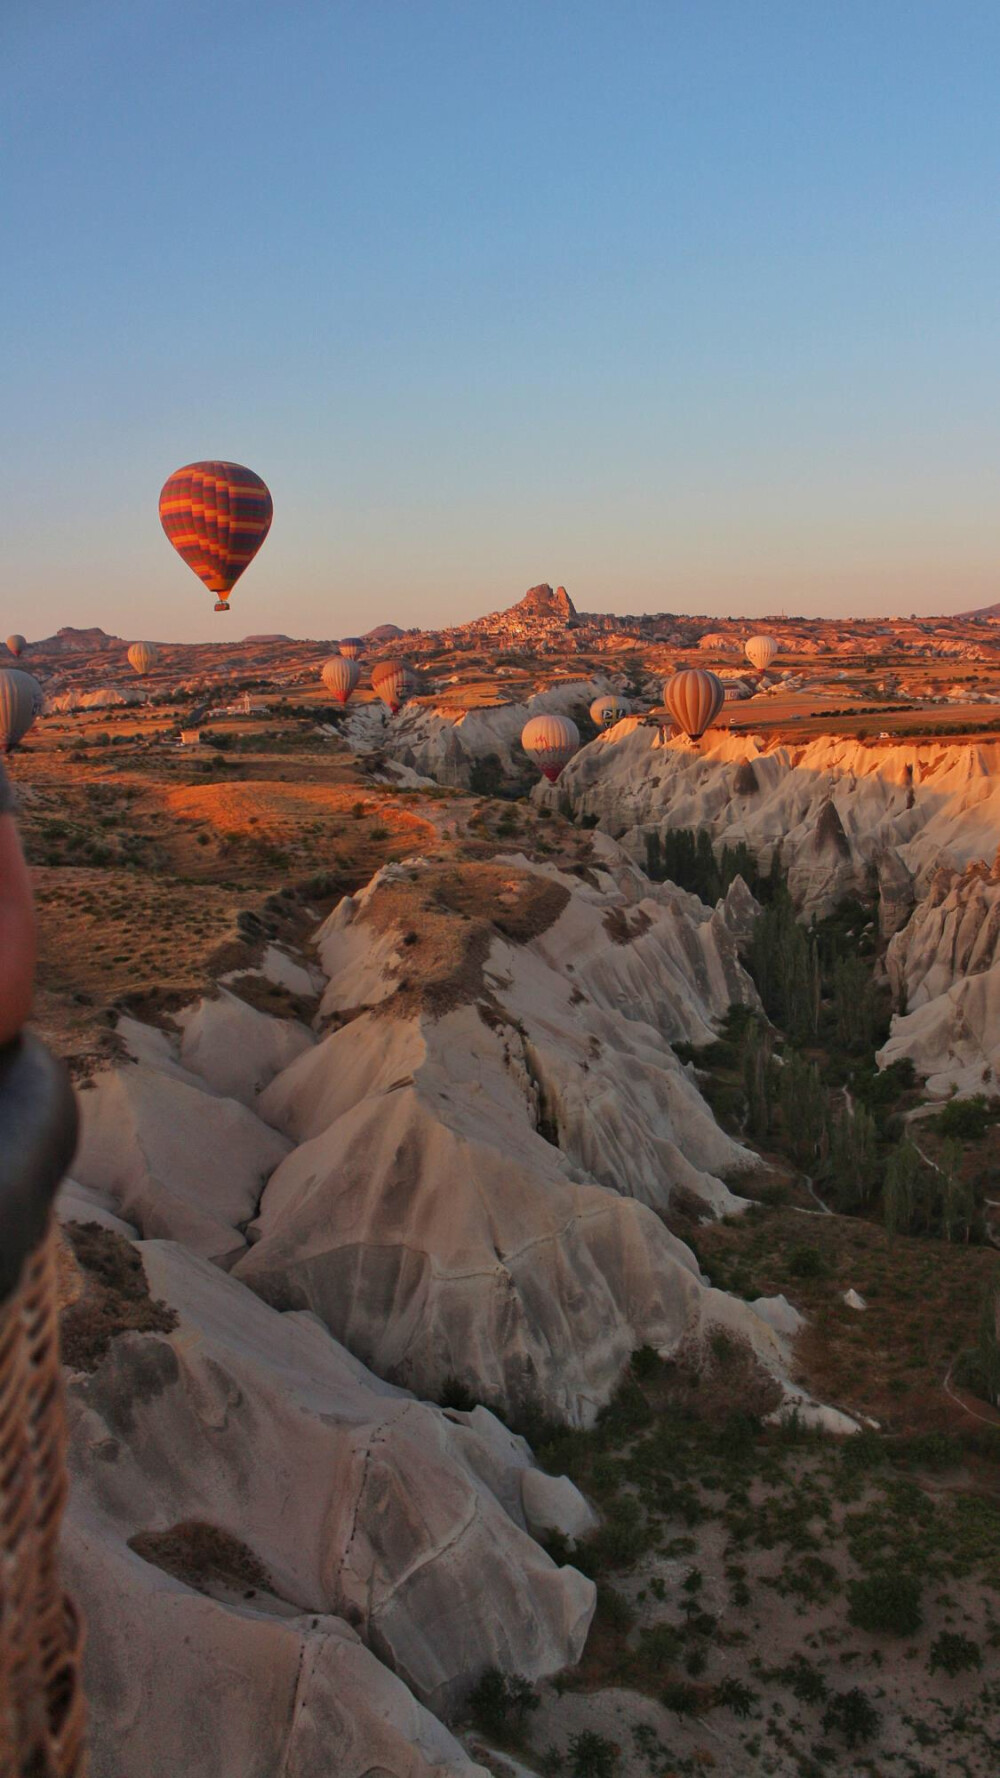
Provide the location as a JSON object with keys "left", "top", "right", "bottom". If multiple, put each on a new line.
{"left": 65, "top": 1515, "right": 490, "bottom": 1777}
{"left": 239, "top": 856, "right": 781, "bottom": 1424}
{"left": 541, "top": 728, "right": 1000, "bottom": 915}
{"left": 67, "top": 1241, "right": 594, "bottom": 1717}
{"left": 175, "top": 986, "right": 315, "bottom": 1105}
{"left": 46, "top": 686, "right": 146, "bottom": 710}
{"left": 342, "top": 681, "right": 612, "bottom": 787}
{"left": 72, "top": 1061, "right": 291, "bottom": 1264}
{"left": 879, "top": 854, "right": 1000, "bottom": 1095}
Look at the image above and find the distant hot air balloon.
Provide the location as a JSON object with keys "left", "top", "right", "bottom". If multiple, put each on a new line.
{"left": 0, "top": 670, "right": 42, "bottom": 753}
{"left": 128, "top": 641, "right": 158, "bottom": 676}
{"left": 662, "top": 669, "right": 725, "bottom": 741}
{"left": 6, "top": 635, "right": 25, "bottom": 659}
{"left": 371, "top": 660, "right": 415, "bottom": 714}
{"left": 521, "top": 713, "right": 580, "bottom": 782}
{"left": 159, "top": 461, "right": 273, "bottom": 613}
{"left": 321, "top": 655, "right": 361, "bottom": 704}
{"left": 589, "top": 693, "right": 630, "bottom": 730}
{"left": 339, "top": 638, "right": 363, "bottom": 660}
{"left": 745, "top": 635, "right": 778, "bottom": 674}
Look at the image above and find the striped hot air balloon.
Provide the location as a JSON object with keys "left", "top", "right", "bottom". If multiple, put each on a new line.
{"left": 745, "top": 635, "right": 778, "bottom": 673}
{"left": 338, "top": 637, "right": 363, "bottom": 660}
{"left": 662, "top": 669, "right": 725, "bottom": 741}
{"left": 5, "top": 635, "right": 25, "bottom": 659}
{"left": 128, "top": 642, "right": 158, "bottom": 676}
{"left": 0, "top": 671, "right": 41, "bottom": 753}
{"left": 321, "top": 656, "right": 361, "bottom": 704}
{"left": 521, "top": 713, "right": 580, "bottom": 782}
{"left": 371, "top": 660, "right": 414, "bottom": 714}
{"left": 589, "top": 693, "right": 630, "bottom": 730}
{"left": 159, "top": 461, "right": 273, "bottom": 613}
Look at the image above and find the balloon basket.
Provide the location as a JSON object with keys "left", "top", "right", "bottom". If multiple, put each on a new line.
{"left": 214, "top": 600, "right": 230, "bottom": 613}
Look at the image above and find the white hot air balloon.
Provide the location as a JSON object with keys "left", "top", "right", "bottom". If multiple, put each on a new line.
{"left": 662, "top": 669, "right": 725, "bottom": 741}
{"left": 745, "top": 635, "right": 778, "bottom": 674}
{"left": 321, "top": 655, "right": 361, "bottom": 704}
{"left": 589, "top": 693, "right": 630, "bottom": 730}
{"left": 0, "top": 670, "right": 42, "bottom": 752}
{"left": 128, "top": 641, "right": 158, "bottom": 676}
{"left": 521, "top": 713, "right": 580, "bottom": 782}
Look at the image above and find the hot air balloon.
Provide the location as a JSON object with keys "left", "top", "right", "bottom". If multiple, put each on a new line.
{"left": 339, "top": 638, "right": 364, "bottom": 660}
{"left": 662, "top": 669, "right": 725, "bottom": 741}
{"left": 521, "top": 713, "right": 580, "bottom": 782}
{"left": 159, "top": 461, "right": 273, "bottom": 613}
{"left": 321, "top": 656, "right": 361, "bottom": 704}
{"left": 745, "top": 635, "right": 778, "bottom": 673}
{"left": 589, "top": 693, "right": 630, "bottom": 730}
{"left": 0, "top": 671, "right": 42, "bottom": 753}
{"left": 128, "top": 641, "right": 158, "bottom": 676}
{"left": 5, "top": 635, "right": 25, "bottom": 659}
{"left": 371, "top": 660, "right": 415, "bottom": 714}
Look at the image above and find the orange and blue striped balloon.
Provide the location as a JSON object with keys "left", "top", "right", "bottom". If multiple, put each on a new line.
{"left": 159, "top": 461, "right": 273, "bottom": 612}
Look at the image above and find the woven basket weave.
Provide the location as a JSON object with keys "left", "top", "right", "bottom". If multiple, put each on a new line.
{"left": 0, "top": 1222, "right": 86, "bottom": 1777}
{"left": 0, "top": 1038, "right": 83, "bottom": 1775}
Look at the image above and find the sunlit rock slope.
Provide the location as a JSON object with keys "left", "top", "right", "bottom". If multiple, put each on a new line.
{"left": 542, "top": 726, "right": 1000, "bottom": 916}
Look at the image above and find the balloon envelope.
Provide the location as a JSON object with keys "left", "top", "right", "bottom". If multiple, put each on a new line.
{"left": 521, "top": 713, "right": 580, "bottom": 782}
{"left": 128, "top": 642, "right": 158, "bottom": 676}
{"left": 745, "top": 635, "right": 778, "bottom": 673}
{"left": 321, "top": 656, "right": 361, "bottom": 704}
{"left": 0, "top": 670, "right": 41, "bottom": 752}
{"left": 589, "top": 694, "right": 629, "bottom": 730}
{"left": 371, "top": 660, "right": 414, "bottom": 713}
{"left": 5, "top": 635, "right": 25, "bottom": 658}
{"left": 662, "top": 669, "right": 725, "bottom": 741}
{"left": 159, "top": 461, "right": 273, "bottom": 612}
{"left": 338, "top": 638, "right": 363, "bottom": 660}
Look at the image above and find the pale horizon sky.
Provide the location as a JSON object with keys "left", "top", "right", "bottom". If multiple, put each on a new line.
{"left": 4, "top": 1, "right": 1000, "bottom": 642}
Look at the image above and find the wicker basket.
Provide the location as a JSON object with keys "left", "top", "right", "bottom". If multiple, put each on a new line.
{"left": 0, "top": 1037, "right": 83, "bottom": 1776}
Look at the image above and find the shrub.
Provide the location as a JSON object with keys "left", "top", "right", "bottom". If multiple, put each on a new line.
{"left": 567, "top": 1730, "right": 619, "bottom": 1777}
{"left": 467, "top": 1668, "right": 539, "bottom": 1739}
{"left": 848, "top": 1569, "right": 923, "bottom": 1635}
{"left": 788, "top": 1245, "right": 829, "bottom": 1279}
{"left": 933, "top": 1094, "right": 999, "bottom": 1140}
{"left": 661, "top": 1680, "right": 700, "bottom": 1716}
{"left": 714, "top": 1676, "right": 757, "bottom": 1717}
{"left": 821, "top": 1688, "right": 880, "bottom": 1748}
{"left": 928, "top": 1631, "right": 982, "bottom": 1676}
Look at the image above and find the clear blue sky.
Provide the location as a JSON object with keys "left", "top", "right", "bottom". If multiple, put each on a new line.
{"left": 4, "top": 1, "right": 1000, "bottom": 640}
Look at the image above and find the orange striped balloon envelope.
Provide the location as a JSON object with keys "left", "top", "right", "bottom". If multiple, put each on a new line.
{"left": 371, "top": 660, "right": 415, "bottom": 714}
{"left": 662, "top": 669, "right": 725, "bottom": 740}
{"left": 159, "top": 461, "right": 273, "bottom": 612}
{"left": 338, "top": 637, "right": 364, "bottom": 659}
{"left": 321, "top": 656, "right": 361, "bottom": 704}
{"left": 521, "top": 713, "right": 580, "bottom": 782}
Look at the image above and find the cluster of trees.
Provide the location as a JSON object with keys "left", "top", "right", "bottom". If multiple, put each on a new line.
{"left": 645, "top": 826, "right": 769, "bottom": 904}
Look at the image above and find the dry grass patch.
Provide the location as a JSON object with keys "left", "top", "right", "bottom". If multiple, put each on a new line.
{"left": 363, "top": 861, "right": 570, "bottom": 1019}
{"left": 60, "top": 1224, "right": 178, "bottom": 1373}
{"left": 128, "top": 1522, "right": 272, "bottom": 1598}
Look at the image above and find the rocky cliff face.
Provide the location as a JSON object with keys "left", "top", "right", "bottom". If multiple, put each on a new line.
{"left": 62, "top": 838, "right": 803, "bottom": 1774}
{"left": 539, "top": 727, "right": 1000, "bottom": 916}
{"left": 879, "top": 852, "right": 1000, "bottom": 1096}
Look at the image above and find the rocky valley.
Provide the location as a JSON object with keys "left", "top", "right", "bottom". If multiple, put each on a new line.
{"left": 9, "top": 602, "right": 1000, "bottom": 1776}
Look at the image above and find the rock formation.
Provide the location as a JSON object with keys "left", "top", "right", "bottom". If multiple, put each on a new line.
{"left": 539, "top": 728, "right": 1000, "bottom": 916}
{"left": 879, "top": 852, "right": 1000, "bottom": 1096}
